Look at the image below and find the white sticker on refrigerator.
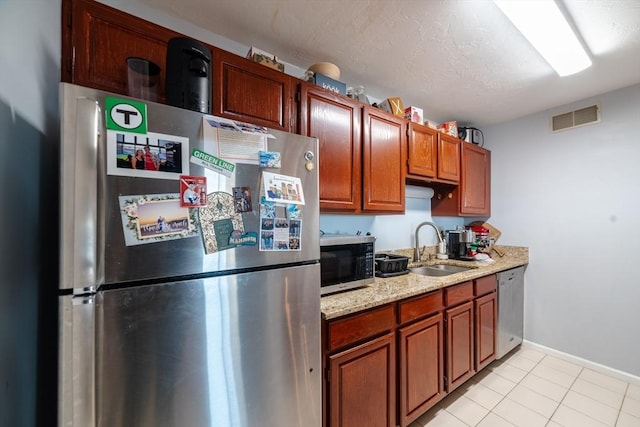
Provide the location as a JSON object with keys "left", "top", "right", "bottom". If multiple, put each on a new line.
{"left": 189, "top": 148, "right": 235, "bottom": 177}
{"left": 107, "top": 130, "right": 190, "bottom": 180}
{"left": 119, "top": 194, "right": 199, "bottom": 246}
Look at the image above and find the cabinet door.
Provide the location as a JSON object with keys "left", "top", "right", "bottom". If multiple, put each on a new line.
{"left": 407, "top": 123, "right": 438, "bottom": 179}
{"left": 299, "top": 84, "right": 362, "bottom": 212}
{"left": 362, "top": 106, "right": 407, "bottom": 213}
{"left": 62, "top": 0, "right": 183, "bottom": 100}
{"left": 445, "top": 301, "right": 475, "bottom": 392}
{"left": 399, "top": 313, "right": 444, "bottom": 427}
{"left": 214, "top": 49, "right": 293, "bottom": 131}
{"left": 437, "top": 133, "right": 461, "bottom": 182}
{"left": 475, "top": 292, "right": 497, "bottom": 371}
{"left": 329, "top": 333, "right": 396, "bottom": 427}
{"left": 460, "top": 143, "right": 491, "bottom": 216}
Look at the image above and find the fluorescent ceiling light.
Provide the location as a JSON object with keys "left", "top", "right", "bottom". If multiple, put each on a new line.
{"left": 493, "top": 0, "right": 592, "bottom": 76}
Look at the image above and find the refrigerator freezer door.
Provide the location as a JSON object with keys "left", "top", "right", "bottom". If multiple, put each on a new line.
{"left": 60, "top": 83, "right": 319, "bottom": 289}
{"left": 92, "top": 264, "right": 321, "bottom": 427}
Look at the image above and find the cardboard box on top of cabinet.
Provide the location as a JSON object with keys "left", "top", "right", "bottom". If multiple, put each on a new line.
{"left": 246, "top": 46, "right": 285, "bottom": 72}
{"left": 437, "top": 121, "right": 458, "bottom": 137}
{"left": 312, "top": 72, "right": 347, "bottom": 95}
{"left": 404, "top": 106, "right": 424, "bottom": 124}
{"left": 378, "top": 97, "right": 405, "bottom": 117}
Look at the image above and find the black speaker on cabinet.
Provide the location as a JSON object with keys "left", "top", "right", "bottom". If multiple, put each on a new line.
{"left": 165, "top": 37, "right": 212, "bottom": 114}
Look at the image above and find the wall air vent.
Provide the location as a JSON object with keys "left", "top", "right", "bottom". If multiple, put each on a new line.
{"left": 552, "top": 104, "right": 600, "bottom": 132}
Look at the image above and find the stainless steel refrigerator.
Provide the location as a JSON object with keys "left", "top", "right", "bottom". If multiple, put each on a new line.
{"left": 58, "top": 83, "right": 321, "bottom": 427}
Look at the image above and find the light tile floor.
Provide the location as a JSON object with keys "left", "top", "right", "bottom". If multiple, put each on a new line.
{"left": 409, "top": 346, "right": 640, "bottom": 427}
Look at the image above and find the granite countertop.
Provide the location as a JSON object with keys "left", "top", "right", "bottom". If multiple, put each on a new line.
{"left": 321, "top": 245, "right": 529, "bottom": 320}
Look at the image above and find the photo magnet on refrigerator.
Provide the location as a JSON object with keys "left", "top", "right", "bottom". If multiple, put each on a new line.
{"left": 118, "top": 194, "right": 199, "bottom": 246}
{"left": 232, "top": 187, "right": 252, "bottom": 213}
{"left": 180, "top": 175, "right": 207, "bottom": 208}
{"left": 198, "top": 191, "right": 246, "bottom": 254}
{"left": 259, "top": 151, "right": 281, "bottom": 168}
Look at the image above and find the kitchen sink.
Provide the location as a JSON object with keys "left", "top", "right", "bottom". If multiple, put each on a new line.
{"left": 409, "top": 264, "right": 474, "bottom": 277}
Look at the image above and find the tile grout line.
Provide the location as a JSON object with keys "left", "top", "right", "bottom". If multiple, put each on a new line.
{"left": 472, "top": 351, "right": 547, "bottom": 427}
{"left": 612, "top": 382, "right": 630, "bottom": 427}
{"left": 423, "top": 348, "right": 634, "bottom": 427}
{"left": 544, "top": 365, "right": 582, "bottom": 427}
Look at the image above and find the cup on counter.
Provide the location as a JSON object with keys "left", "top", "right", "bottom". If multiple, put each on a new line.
{"left": 126, "top": 57, "right": 160, "bottom": 102}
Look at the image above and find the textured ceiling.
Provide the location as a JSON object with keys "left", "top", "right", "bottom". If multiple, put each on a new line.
{"left": 140, "top": 0, "right": 640, "bottom": 126}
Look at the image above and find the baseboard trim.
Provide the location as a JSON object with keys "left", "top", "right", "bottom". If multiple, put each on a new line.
{"left": 522, "top": 340, "right": 640, "bottom": 385}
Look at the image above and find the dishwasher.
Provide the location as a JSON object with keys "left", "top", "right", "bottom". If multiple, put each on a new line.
{"left": 496, "top": 266, "right": 525, "bottom": 359}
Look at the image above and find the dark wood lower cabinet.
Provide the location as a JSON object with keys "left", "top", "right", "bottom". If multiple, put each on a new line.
{"left": 324, "top": 274, "right": 500, "bottom": 426}
{"left": 328, "top": 333, "right": 396, "bottom": 427}
{"left": 445, "top": 300, "right": 475, "bottom": 392}
{"left": 398, "top": 313, "right": 444, "bottom": 427}
{"left": 474, "top": 278, "right": 497, "bottom": 371}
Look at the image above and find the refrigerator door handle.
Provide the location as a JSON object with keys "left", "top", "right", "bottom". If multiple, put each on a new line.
{"left": 60, "top": 95, "right": 103, "bottom": 289}
{"left": 59, "top": 294, "right": 97, "bottom": 427}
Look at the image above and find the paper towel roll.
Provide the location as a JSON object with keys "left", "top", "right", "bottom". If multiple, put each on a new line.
{"left": 405, "top": 185, "right": 435, "bottom": 200}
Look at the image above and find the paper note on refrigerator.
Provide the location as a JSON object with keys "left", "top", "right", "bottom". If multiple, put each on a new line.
{"left": 202, "top": 116, "right": 273, "bottom": 165}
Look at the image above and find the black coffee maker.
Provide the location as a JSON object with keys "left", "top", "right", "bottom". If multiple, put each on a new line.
{"left": 165, "top": 37, "right": 212, "bottom": 113}
{"left": 447, "top": 229, "right": 475, "bottom": 260}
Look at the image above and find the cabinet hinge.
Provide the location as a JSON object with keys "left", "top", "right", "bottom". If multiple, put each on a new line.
{"left": 325, "top": 367, "right": 330, "bottom": 383}
{"left": 66, "top": 8, "right": 72, "bottom": 28}
{"left": 443, "top": 376, "right": 447, "bottom": 389}
{"left": 67, "top": 47, "right": 75, "bottom": 74}
{"left": 295, "top": 91, "right": 301, "bottom": 103}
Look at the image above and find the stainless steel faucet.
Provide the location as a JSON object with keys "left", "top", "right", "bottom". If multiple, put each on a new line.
{"left": 414, "top": 221, "right": 444, "bottom": 262}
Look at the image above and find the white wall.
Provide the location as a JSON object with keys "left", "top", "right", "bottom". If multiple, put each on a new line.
{"left": 485, "top": 84, "right": 640, "bottom": 377}
{"left": 0, "top": 1, "right": 61, "bottom": 425}
{"left": 319, "top": 186, "right": 463, "bottom": 252}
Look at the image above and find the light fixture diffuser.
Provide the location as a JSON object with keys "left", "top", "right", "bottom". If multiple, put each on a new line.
{"left": 493, "top": 0, "right": 592, "bottom": 76}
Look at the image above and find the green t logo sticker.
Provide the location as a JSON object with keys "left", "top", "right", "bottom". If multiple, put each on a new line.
{"left": 105, "top": 97, "right": 147, "bottom": 134}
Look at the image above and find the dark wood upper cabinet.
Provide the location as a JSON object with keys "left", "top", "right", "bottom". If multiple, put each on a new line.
{"left": 406, "top": 123, "right": 460, "bottom": 186}
{"left": 437, "top": 133, "right": 461, "bottom": 183}
{"left": 431, "top": 142, "right": 491, "bottom": 217}
{"left": 362, "top": 106, "right": 407, "bottom": 213}
{"left": 62, "top": 0, "right": 293, "bottom": 130}
{"left": 213, "top": 49, "right": 294, "bottom": 131}
{"left": 407, "top": 123, "right": 438, "bottom": 179}
{"left": 460, "top": 143, "right": 491, "bottom": 216}
{"left": 299, "top": 83, "right": 362, "bottom": 211}
{"left": 62, "top": 0, "right": 184, "bottom": 102}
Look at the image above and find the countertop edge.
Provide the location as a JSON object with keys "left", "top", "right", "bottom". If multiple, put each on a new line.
{"left": 321, "top": 245, "right": 528, "bottom": 320}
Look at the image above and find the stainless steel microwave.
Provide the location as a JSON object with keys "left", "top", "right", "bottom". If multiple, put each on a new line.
{"left": 320, "top": 234, "right": 375, "bottom": 295}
